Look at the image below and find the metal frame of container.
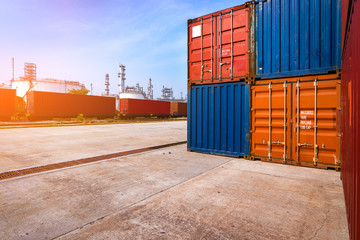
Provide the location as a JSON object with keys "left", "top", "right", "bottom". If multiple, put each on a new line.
{"left": 187, "top": 1, "right": 255, "bottom": 86}
{"left": 255, "top": 0, "right": 341, "bottom": 79}
{"left": 341, "top": 0, "right": 360, "bottom": 239}
{"left": 0, "top": 88, "right": 16, "bottom": 121}
{"left": 188, "top": 82, "right": 250, "bottom": 157}
{"left": 250, "top": 74, "right": 341, "bottom": 169}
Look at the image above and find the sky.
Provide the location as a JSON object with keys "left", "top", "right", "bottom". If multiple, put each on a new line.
{"left": 0, "top": 0, "right": 246, "bottom": 98}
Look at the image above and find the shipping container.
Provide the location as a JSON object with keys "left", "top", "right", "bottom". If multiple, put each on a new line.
{"left": 170, "top": 102, "right": 187, "bottom": 117}
{"left": 0, "top": 88, "right": 16, "bottom": 121}
{"left": 341, "top": 0, "right": 360, "bottom": 239}
{"left": 251, "top": 75, "right": 341, "bottom": 169}
{"left": 188, "top": 82, "right": 249, "bottom": 157}
{"left": 188, "top": 2, "right": 255, "bottom": 86}
{"left": 119, "top": 98, "right": 170, "bottom": 118}
{"left": 27, "top": 91, "right": 116, "bottom": 120}
{"left": 342, "top": 0, "right": 351, "bottom": 50}
{"left": 255, "top": 0, "right": 341, "bottom": 79}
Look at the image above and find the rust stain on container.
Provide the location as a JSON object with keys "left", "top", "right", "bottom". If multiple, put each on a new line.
{"left": 187, "top": 1, "right": 255, "bottom": 85}
{"left": 251, "top": 75, "right": 341, "bottom": 169}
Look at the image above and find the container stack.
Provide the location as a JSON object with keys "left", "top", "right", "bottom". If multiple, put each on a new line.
{"left": 187, "top": 0, "right": 342, "bottom": 170}
{"left": 187, "top": 2, "right": 254, "bottom": 158}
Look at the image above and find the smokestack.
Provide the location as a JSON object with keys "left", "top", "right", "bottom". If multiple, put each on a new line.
{"left": 105, "top": 74, "right": 110, "bottom": 95}
{"left": 11, "top": 57, "right": 14, "bottom": 82}
{"left": 118, "top": 64, "right": 126, "bottom": 94}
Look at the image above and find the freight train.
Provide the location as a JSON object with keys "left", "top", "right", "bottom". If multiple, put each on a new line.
{"left": 0, "top": 90, "right": 187, "bottom": 121}
{"left": 118, "top": 98, "right": 187, "bottom": 119}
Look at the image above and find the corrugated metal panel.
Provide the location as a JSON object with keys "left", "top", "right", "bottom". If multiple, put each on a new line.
{"left": 170, "top": 102, "right": 187, "bottom": 117}
{"left": 27, "top": 91, "right": 116, "bottom": 120}
{"left": 0, "top": 89, "right": 16, "bottom": 120}
{"left": 251, "top": 75, "right": 341, "bottom": 169}
{"left": 255, "top": 0, "right": 341, "bottom": 79}
{"left": 119, "top": 98, "right": 170, "bottom": 117}
{"left": 188, "top": 82, "right": 249, "bottom": 157}
{"left": 342, "top": 0, "right": 351, "bottom": 50}
{"left": 341, "top": 0, "right": 360, "bottom": 239}
{"left": 188, "top": 2, "right": 255, "bottom": 85}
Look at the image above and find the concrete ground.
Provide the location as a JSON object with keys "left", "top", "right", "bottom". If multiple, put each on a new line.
{"left": 0, "top": 122, "right": 349, "bottom": 239}
{"left": 0, "top": 121, "right": 186, "bottom": 172}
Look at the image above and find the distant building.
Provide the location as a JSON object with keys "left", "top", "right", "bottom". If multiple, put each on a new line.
{"left": 11, "top": 78, "right": 87, "bottom": 98}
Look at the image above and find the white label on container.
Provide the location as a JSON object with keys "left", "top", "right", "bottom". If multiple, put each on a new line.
{"left": 192, "top": 25, "right": 201, "bottom": 38}
{"left": 222, "top": 49, "right": 230, "bottom": 56}
{"left": 300, "top": 110, "right": 313, "bottom": 115}
{"left": 300, "top": 120, "right": 312, "bottom": 125}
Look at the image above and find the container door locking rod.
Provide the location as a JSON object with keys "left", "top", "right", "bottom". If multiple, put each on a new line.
{"left": 200, "top": 18, "right": 203, "bottom": 83}
{"left": 268, "top": 82, "right": 272, "bottom": 160}
{"left": 313, "top": 78, "right": 319, "bottom": 166}
{"left": 219, "top": 12, "right": 222, "bottom": 81}
{"left": 283, "top": 81, "right": 287, "bottom": 162}
{"left": 230, "top": 9, "right": 233, "bottom": 79}
{"left": 296, "top": 79, "right": 300, "bottom": 163}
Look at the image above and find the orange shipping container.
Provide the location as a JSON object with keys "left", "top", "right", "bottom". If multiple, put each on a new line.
{"left": 170, "top": 102, "right": 187, "bottom": 117}
{"left": 250, "top": 74, "right": 341, "bottom": 169}
{"left": 27, "top": 91, "right": 116, "bottom": 120}
{"left": 0, "top": 88, "right": 16, "bottom": 121}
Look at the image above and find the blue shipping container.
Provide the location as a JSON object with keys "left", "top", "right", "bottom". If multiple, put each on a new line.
{"left": 255, "top": 0, "right": 341, "bottom": 79}
{"left": 187, "top": 82, "right": 250, "bottom": 157}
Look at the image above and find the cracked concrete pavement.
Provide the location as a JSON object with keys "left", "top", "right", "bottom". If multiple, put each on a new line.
{"left": 0, "top": 122, "right": 349, "bottom": 239}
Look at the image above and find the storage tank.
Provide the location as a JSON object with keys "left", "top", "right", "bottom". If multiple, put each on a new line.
{"left": 119, "top": 92, "right": 145, "bottom": 99}
{"left": 11, "top": 78, "right": 86, "bottom": 98}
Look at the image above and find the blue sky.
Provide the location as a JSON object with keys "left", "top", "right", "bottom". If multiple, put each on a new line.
{"left": 0, "top": 0, "right": 246, "bottom": 98}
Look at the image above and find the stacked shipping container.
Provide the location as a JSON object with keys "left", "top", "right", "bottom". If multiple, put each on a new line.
{"left": 187, "top": 0, "right": 342, "bottom": 170}
{"left": 251, "top": 0, "right": 342, "bottom": 169}
{"left": 341, "top": 0, "right": 360, "bottom": 239}
{"left": 187, "top": 3, "right": 253, "bottom": 157}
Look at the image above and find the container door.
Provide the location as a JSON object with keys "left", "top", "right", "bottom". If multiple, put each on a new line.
{"left": 251, "top": 82, "right": 291, "bottom": 162}
{"left": 188, "top": 5, "right": 251, "bottom": 85}
{"left": 188, "top": 15, "right": 216, "bottom": 83}
{"left": 293, "top": 80, "right": 341, "bottom": 167}
{"left": 216, "top": 8, "right": 250, "bottom": 82}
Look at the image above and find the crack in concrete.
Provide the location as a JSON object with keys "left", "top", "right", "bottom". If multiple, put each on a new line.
{"left": 51, "top": 158, "right": 234, "bottom": 240}
{"left": 309, "top": 209, "right": 330, "bottom": 240}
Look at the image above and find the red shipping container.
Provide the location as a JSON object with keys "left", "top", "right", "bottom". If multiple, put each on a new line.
{"left": 0, "top": 88, "right": 16, "bottom": 121}
{"left": 27, "top": 91, "right": 116, "bottom": 120}
{"left": 341, "top": 0, "right": 360, "bottom": 239}
{"left": 342, "top": 0, "right": 351, "bottom": 50}
{"left": 119, "top": 98, "right": 170, "bottom": 117}
{"left": 187, "top": 2, "right": 255, "bottom": 86}
{"left": 170, "top": 102, "right": 187, "bottom": 117}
